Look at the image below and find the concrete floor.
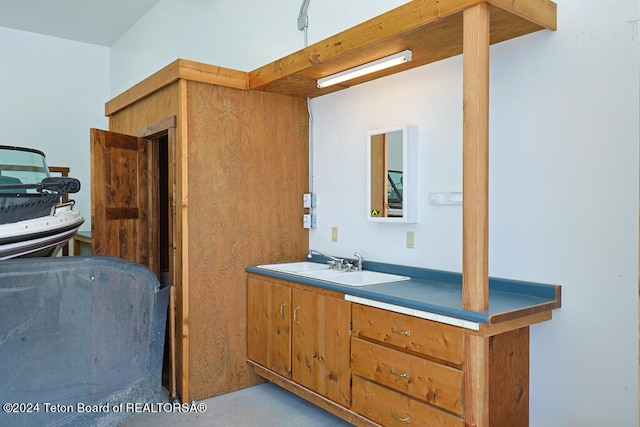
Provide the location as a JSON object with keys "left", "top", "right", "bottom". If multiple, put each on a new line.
{"left": 120, "top": 383, "right": 353, "bottom": 427}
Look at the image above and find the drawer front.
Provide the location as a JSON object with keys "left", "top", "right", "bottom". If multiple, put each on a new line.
{"left": 352, "top": 304, "right": 463, "bottom": 365}
{"left": 352, "top": 376, "right": 464, "bottom": 427}
{"left": 352, "top": 338, "right": 462, "bottom": 415}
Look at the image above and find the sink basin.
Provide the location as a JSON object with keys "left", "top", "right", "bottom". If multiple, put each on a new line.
{"left": 256, "top": 262, "right": 410, "bottom": 286}
{"left": 257, "top": 262, "right": 330, "bottom": 273}
{"left": 297, "top": 269, "right": 341, "bottom": 277}
{"left": 315, "top": 270, "right": 411, "bottom": 286}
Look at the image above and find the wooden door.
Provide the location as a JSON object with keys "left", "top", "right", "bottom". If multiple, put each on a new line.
{"left": 247, "top": 277, "right": 291, "bottom": 377}
{"left": 291, "top": 288, "right": 351, "bottom": 406}
{"left": 90, "top": 128, "right": 158, "bottom": 276}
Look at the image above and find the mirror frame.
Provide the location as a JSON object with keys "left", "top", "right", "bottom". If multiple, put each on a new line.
{"left": 366, "top": 124, "right": 417, "bottom": 223}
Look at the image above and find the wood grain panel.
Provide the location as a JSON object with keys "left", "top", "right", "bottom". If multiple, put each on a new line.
{"left": 352, "top": 338, "right": 463, "bottom": 415}
{"left": 109, "top": 82, "right": 181, "bottom": 136}
{"left": 90, "top": 129, "right": 151, "bottom": 268}
{"left": 369, "top": 133, "right": 387, "bottom": 217}
{"left": 352, "top": 304, "right": 463, "bottom": 366}
{"left": 352, "top": 376, "right": 464, "bottom": 427}
{"left": 488, "top": 327, "right": 529, "bottom": 427}
{"left": 489, "top": 0, "right": 557, "bottom": 30}
{"left": 247, "top": 277, "right": 291, "bottom": 377}
{"left": 463, "top": 333, "right": 489, "bottom": 426}
{"left": 105, "top": 59, "right": 247, "bottom": 116}
{"left": 249, "top": 1, "right": 556, "bottom": 98}
{"left": 462, "top": 3, "right": 490, "bottom": 312}
{"left": 292, "top": 288, "right": 351, "bottom": 407}
{"left": 185, "top": 81, "right": 308, "bottom": 400}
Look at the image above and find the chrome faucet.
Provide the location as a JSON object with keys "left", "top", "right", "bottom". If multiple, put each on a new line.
{"left": 306, "top": 249, "right": 345, "bottom": 270}
{"left": 353, "top": 252, "right": 364, "bottom": 271}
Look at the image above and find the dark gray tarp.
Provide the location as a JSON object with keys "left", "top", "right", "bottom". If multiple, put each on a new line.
{"left": 0, "top": 256, "right": 169, "bottom": 426}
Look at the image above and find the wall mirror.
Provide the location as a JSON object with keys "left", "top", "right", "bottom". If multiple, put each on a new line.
{"left": 367, "top": 125, "right": 417, "bottom": 223}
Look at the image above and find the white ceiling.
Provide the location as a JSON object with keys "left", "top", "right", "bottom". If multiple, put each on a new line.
{"left": 0, "top": 0, "right": 161, "bottom": 46}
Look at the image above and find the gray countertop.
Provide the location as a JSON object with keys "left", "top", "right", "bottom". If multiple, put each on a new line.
{"left": 246, "top": 258, "right": 561, "bottom": 324}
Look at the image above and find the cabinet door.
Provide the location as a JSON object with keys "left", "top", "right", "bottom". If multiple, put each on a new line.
{"left": 90, "top": 128, "right": 158, "bottom": 276}
{"left": 247, "top": 278, "right": 291, "bottom": 377}
{"left": 291, "top": 288, "right": 351, "bottom": 406}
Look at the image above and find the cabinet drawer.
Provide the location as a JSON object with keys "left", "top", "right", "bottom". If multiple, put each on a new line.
{"left": 352, "top": 304, "right": 463, "bottom": 365}
{"left": 352, "top": 337, "right": 462, "bottom": 415}
{"left": 352, "top": 376, "right": 464, "bottom": 427}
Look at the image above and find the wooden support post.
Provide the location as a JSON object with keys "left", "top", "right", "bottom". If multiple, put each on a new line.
{"left": 463, "top": 4, "right": 491, "bottom": 426}
{"left": 462, "top": 2, "right": 490, "bottom": 312}
{"left": 464, "top": 334, "right": 490, "bottom": 426}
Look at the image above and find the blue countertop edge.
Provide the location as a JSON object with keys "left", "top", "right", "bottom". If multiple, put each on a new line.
{"left": 245, "top": 256, "right": 561, "bottom": 325}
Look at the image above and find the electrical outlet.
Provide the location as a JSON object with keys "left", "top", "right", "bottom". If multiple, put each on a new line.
{"left": 406, "top": 231, "right": 415, "bottom": 249}
{"left": 331, "top": 226, "right": 338, "bottom": 242}
{"left": 303, "top": 193, "right": 317, "bottom": 208}
{"left": 303, "top": 214, "right": 316, "bottom": 229}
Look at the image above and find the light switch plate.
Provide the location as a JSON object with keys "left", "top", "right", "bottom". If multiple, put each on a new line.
{"left": 406, "top": 231, "right": 415, "bottom": 248}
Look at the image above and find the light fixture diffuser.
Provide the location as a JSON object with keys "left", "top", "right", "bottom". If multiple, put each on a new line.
{"left": 317, "top": 50, "right": 412, "bottom": 89}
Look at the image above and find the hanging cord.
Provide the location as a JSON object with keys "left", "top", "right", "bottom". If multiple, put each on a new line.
{"left": 307, "top": 98, "right": 314, "bottom": 196}
{"left": 299, "top": 0, "right": 314, "bottom": 205}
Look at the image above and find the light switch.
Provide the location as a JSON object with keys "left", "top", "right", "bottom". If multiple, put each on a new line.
{"left": 331, "top": 227, "right": 338, "bottom": 242}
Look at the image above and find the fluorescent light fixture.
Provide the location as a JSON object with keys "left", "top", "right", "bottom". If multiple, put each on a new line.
{"left": 317, "top": 50, "right": 412, "bottom": 89}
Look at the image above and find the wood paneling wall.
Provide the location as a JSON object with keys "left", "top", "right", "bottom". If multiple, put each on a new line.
{"left": 108, "top": 83, "right": 181, "bottom": 134}
{"left": 105, "top": 76, "right": 308, "bottom": 400}
{"left": 185, "top": 81, "right": 308, "bottom": 399}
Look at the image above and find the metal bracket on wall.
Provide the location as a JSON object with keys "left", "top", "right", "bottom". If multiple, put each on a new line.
{"left": 298, "top": 0, "right": 310, "bottom": 30}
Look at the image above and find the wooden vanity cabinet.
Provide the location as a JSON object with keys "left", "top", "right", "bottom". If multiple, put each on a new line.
{"left": 351, "top": 304, "right": 465, "bottom": 426}
{"left": 247, "top": 277, "right": 291, "bottom": 378}
{"left": 247, "top": 275, "right": 351, "bottom": 407}
{"left": 249, "top": 274, "right": 541, "bottom": 426}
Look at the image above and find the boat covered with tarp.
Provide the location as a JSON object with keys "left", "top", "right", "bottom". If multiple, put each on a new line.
{"left": 0, "top": 145, "right": 84, "bottom": 259}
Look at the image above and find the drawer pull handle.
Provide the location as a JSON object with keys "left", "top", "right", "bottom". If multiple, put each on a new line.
{"left": 279, "top": 301, "right": 287, "bottom": 320}
{"left": 391, "top": 325, "right": 410, "bottom": 337}
{"left": 293, "top": 305, "right": 301, "bottom": 325}
{"left": 391, "top": 410, "right": 410, "bottom": 424}
{"left": 389, "top": 367, "right": 409, "bottom": 379}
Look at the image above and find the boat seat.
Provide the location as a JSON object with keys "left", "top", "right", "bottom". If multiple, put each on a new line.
{"left": 0, "top": 176, "right": 26, "bottom": 193}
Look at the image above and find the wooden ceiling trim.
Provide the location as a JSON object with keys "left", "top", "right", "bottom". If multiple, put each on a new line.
{"left": 488, "top": 0, "right": 557, "bottom": 30}
{"left": 248, "top": 0, "right": 479, "bottom": 91}
{"left": 248, "top": 0, "right": 557, "bottom": 99}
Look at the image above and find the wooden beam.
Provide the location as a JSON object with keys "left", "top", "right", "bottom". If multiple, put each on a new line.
{"left": 462, "top": 3, "right": 491, "bottom": 312}
{"left": 248, "top": 0, "right": 556, "bottom": 98}
{"left": 105, "top": 59, "right": 247, "bottom": 116}
{"left": 489, "top": 0, "right": 557, "bottom": 30}
{"left": 249, "top": 0, "right": 479, "bottom": 90}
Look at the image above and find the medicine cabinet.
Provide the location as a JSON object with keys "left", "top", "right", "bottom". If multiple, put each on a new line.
{"left": 367, "top": 125, "right": 417, "bottom": 223}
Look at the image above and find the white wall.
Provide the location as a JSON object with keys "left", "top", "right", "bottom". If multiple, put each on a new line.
{"left": 84, "top": 0, "right": 640, "bottom": 424}
{"left": 310, "top": 2, "right": 639, "bottom": 426}
{"left": 0, "top": 27, "right": 109, "bottom": 230}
